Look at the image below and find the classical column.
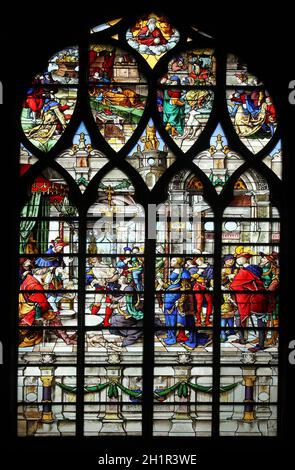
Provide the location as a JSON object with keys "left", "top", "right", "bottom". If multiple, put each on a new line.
{"left": 40, "top": 369, "right": 54, "bottom": 423}
{"left": 235, "top": 354, "right": 261, "bottom": 435}
{"left": 243, "top": 375, "right": 256, "bottom": 421}
{"left": 34, "top": 365, "right": 60, "bottom": 435}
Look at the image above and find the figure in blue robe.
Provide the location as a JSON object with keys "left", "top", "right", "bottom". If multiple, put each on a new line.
{"left": 163, "top": 266, "right": 197, "bottom": 348}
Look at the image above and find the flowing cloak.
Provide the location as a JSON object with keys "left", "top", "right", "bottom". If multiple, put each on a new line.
{"left": 230, "top": 265, "right": 269, "bottom": 325}
{"left": 203, "top": 264, "right": 213, "bottom": 286}
{"left": 265, "top": 104, "right": 277, "bottom": 123}
{"left": 103, "top": 88, "right": 140, "bottom": 107}
{"left": 261, "top": 265, "right": 279, "bottom": 314}
{"left": 110, "top": 285, "right": 144, "bottom": 346}
{"left": 117, "top": 257, "right": 131, "bottom": 277}
{"left": 164, "top": 269, "right": 191, "bottom": 309}
{"left": 163, "top": 90, "right": 185, "bottom": 135}
{"left": 35, "top": 246, "right": 63, "bottom": 268}
{"left": 233, "top": 95, "right": 267, "bottom": 137}
{"left": 119, "top": 285, "right": 143, "bottom": 320}
{"left": 19, "top": 273, "right": 51, "bottom": 326}
{"left": 164, "top": 269, "right": 192, "bottom": 329}
{"left": 24, "top": 88, "right": 44, "bottom": 112}
{"left": 136, "top": 26, "right": 168, "bottom": 46}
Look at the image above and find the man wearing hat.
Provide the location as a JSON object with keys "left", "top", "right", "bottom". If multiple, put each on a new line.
{"left": 117, "top": 246, "right": 132, "bottom": 278}
{"left": 19, "top": 263, "right": 76, "bottom": 346}
{"left": 259, "top": 251, "right": 279, "bottom": 346}
{"left": 191, "top": 254, "right": 214, "bottom": 327}
{"left": 221, "top": 254, "right": 237, "bottom": 342}
{"left": 163, "top": 81, "right": 185, "bottom": 137}
{"left": 163, "top": 257, "right": 197, "bottom": 348}
{"left": 19, "top": 257, "right": 34, "bottom": 286}
{"left": 230, "top": 246, "right": 269, "bottom": 352}
{"left": 34, "top": 237, "right": 69, "bottom": 314}
{"left": 87, "top": 256, "right": 120, "bottom": 327}
{"left": 35, "top": 237, "right": 68, "bottom": 269}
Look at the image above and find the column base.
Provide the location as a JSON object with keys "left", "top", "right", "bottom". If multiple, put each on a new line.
{"left": 169, "top": 417, "right": 195, "bottom": 436}
{"left": 235, "top": 419, "right": 262, "bottom": 436}
{"left": 35, "top": 421, "right": 60, "bottom": 436}
{"left": 100, "top": 418, "right": 126, "bottom": 435}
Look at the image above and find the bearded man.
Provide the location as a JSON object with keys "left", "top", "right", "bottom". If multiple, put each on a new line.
{"left": 136, "top": 17, "right": 168, "bottom": 47}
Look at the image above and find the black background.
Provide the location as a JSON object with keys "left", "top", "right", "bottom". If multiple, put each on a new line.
{"left": 0, "top": 1, "right": 294, "bottom": 466}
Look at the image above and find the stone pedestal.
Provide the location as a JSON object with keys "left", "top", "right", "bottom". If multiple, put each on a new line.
{"left": 169, "top": 365, "right": 195, "bottom": 436}
{"left": 169, "top": 416, "right": 195, "bottom": 436}
{"left": 100, "top": 362, "right": 126, "bottom": 435}
{"left": 236, "top": 420, "right": 262, "bottom": 436}
{"left": 123, "top": 405, "right": 143, "bottom": 435}
{"left": 35, "top": 421, "right": 60, "bottom": 436}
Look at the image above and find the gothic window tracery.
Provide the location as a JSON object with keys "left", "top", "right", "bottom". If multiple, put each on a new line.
{"left": 17, "top": 13, "right": 281, "bottom": 438}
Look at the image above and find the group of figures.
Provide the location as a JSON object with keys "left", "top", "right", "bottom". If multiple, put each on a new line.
{"left": 221, "top": 246, "right": 279, "bottom": 349}
{"left": 22, "top": 87, "right": 76, "bottom": 150}
{"left": 16, "top": 11, "right": 282, "bottom": 438}
{"left": 89, "top": 85, "right": 146, "bottom": 150}
{"left": 85, "top": 247, "right": 144, "bottom": 347}
{"left": 157, "top": 88, "right": 213, "bottom": 144}
{"left": 160, "top": 50, "right": 215, "bottom": 86}
{"left": 155, "top": 245, "right": 279, "bottom": 352}
{"left": 18, "top": 237, "right": 77, "bottom": 347}
{"left": 19, "top": 239, "right": 279, "bottom": 353}
{"left": 228, "top": 90, "right": 277, "bottom": 138}
{"left": 18, "top": 242, "right": 146, "bottom": 349}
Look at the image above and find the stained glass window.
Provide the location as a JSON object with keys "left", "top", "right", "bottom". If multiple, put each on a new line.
{"left": 17, "top": 13, "right": 281, "bottom": 439}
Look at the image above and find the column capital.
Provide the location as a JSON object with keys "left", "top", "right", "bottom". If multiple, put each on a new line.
{"left": 40, "top": 376, "right": 54, "bottom": 387}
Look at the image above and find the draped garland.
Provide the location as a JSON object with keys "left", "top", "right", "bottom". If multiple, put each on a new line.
{"left": 56, "top": 379, "right": 241, "bottom": 401}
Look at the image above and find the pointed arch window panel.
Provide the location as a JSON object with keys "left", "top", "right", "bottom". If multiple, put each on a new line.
{"left": 84, "top": 170, "right": 145, "bottom": 435}
{"left": 17, "top": 14, "right": 282, "bottom": 438}
{"left": 154, "top": 171, "right": 214, "bottom": 436}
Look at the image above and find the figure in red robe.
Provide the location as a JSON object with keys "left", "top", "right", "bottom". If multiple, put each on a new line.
{"left": 136, "top": 17, "right": 167, "bottom": 47}
{"left": 230, "top": 248, "right": 269, "bottom": 352}
{"left": 264, "top": 96, "right": 277, "bottom": 135}
{"left": 230, "top": 265, "right": 268, "bottom": 325}
{"left": 24, "top": 87, "right": 44, "bottom": 120}
{"left": 19, "top": 271, "right": 52, "bottom": 327}
{"left": 19, "top": 265, "right": 76, "bottom": 346}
